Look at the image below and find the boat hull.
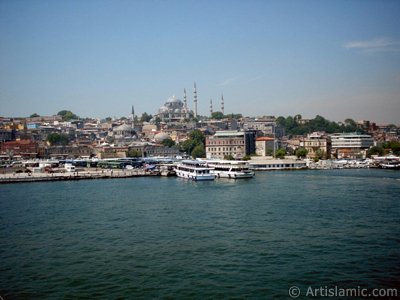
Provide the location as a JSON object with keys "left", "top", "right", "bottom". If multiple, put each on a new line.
{"left": 213, "top": 171, "right": 255, "bottom": 179}
{"left": 175, "top": 170, "right": 215, "bottom": 181}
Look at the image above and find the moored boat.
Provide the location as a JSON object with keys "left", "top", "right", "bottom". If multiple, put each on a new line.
{"left": 159, "top": 164, "right": 177, "bottom": 176}
{"left": 174, "top": 160, "right": 215, "bottom": 181}
{"left": 205, "top": 160, "right": 255, "bottom": 179}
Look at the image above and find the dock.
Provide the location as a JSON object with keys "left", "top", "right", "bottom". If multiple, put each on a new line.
{"left": 0, "top": 169, "right": 158, "bottom": 184}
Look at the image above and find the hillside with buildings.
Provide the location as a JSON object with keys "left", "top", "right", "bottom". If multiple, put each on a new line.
{"left": 1, "top": 94, "right": 399, "bottom": 163}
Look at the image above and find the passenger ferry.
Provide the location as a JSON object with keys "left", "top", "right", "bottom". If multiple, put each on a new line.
{"left": 174, "top": 160, "right": 215, "bottom": 181}
{"left": 205, "top": 160, "right": 255, "bottom": 179}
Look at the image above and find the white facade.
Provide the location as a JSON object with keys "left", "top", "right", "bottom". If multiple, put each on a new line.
{"left": 330, "top": 133, "right": 374, "bottom": 159}
{"left": 331, "top": 133, "right": 374, "bottom": 149}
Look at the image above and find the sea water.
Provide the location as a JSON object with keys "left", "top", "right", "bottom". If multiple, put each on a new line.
{"left": 1, "top": 169, "right": 399, "bottom": 299}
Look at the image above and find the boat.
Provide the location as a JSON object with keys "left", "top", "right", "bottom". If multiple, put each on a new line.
{"left": 380, "top": 161, "right": 400, "bottom": 170}
{"left": 174, "top": 160, "right": 215, "bottom": 181}
{"left": 159, "top": 164, "right": 176, "bottom": 177}
{"left": 205, "top": 160, "right": 255, "bottom": 179}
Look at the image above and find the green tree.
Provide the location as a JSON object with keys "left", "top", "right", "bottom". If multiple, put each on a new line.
{"left": 224, "top": 154, "right": 235, "bottom": 160}
{"left": 383, "top": 141, "right": 400, "bottom": 155}
{"left": 211, "top": 111, "right": 224, "bottom": 120}
{"left": 230, "top": 113, "right": 243, "bottom": 119}
{"left": 47, "top": 133, "right": 70, "bottom": 146}
{"left": 242, "top": 155, "right": 251, "bottom": 161}
{"left": 140, "top": 112, "right": 152, "bottom": 123}
{"left": 105, "top": 117, "right": 112, "bottom": 122}
{"left": 275, "top": 148, "right": 286, "bottom": 159}
{"left": 265, "top": 148, "right": 274, "bottom": 156}
{"left": 180, "top": 139, "right": 197, "bottom": 155}
{"left": 295, "top": 147, "right": 308, "bottom": 158}
{"left": 57, "top": 110, "right": 78, "bottom": 121}
{"left": 127, "top": 149, "right": 142, "bottom": 157}
{"left": 343, "top": 118, "right": 358, "bottom": 132}
{"left": 315, "top": 149, "right": 326, "bottom": 160}
{"left": 294, "top": 114, "right": 302, "bottom": 123}
{"left": 275, "top": 116, "right": 286, "bottom": 127}
{"left": 30, "top": 113, "right": 40, "bottom": 118}
{"left": 189, "top": 129, "right": 205, "bottom": 145}
{"left": 191, "top": 144, "right": 205, "bottom": 159}
{"left": 366, "top": 146, "right": 384, "bottom": 158}
{"left": 180, "top": 130, "right": 206, "bottom": 157}
{"left": 161, "top": 138, "right": 176, "bottom": 147}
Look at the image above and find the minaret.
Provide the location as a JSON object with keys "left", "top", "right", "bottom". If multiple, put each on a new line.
{"left": 210, "top": 98, "right": 213, "bottom": 117}
{"left": 193, "top": 82, "right": 198, "bottom": 118}
{"left": 131, "top": 105, "right": 135, "bottom": 128}
{"left": 221, "top": 94, "right": 224, "bottom": 115}
{"left": 183, "top": 88, "right": 188, "bottom": 110}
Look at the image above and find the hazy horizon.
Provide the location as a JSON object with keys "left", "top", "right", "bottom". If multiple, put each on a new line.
{"left": 1, "top": 0, "right": 399, "bottom": 124}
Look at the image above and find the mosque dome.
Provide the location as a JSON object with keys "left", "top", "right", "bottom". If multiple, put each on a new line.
{"left": 154, "top": 132, "right": 170, "bottom": 142}
{"left": 166, "top": 95, "right": 182, "bottom": 104}
{"left": 113, "top": 123, "right": 134, "bottom": 132}
{"left": 159, "top": 106, "right": 169, "bottom": 113}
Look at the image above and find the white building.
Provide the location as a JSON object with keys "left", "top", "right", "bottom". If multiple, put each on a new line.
{"left": 330, "top": 133, "right": 374, "bottom": 159}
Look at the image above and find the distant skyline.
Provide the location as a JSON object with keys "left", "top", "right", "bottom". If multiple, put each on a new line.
{"left": 1, "top": 0, "right": 399, "bottom": 124}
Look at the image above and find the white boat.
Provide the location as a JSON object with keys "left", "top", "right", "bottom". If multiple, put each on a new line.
{"left": 174, "top": 160, "right": 215, "bottom": 181}
{"left": 159, "top": 164, "right": 176, "bottom": 177}
{"left": 206, "top": 160, "right": 255, "bottom": 179}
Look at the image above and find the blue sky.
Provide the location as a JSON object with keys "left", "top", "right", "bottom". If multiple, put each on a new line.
{"left": 1, "top": 0, "right": 399, "bottom": 124}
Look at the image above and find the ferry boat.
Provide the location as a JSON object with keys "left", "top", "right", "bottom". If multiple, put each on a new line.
{"left": 174, "top": 160, "right": 215, "bottom": 181}
{"left": 206, "top": 160, "right": 255, "bottom": 179}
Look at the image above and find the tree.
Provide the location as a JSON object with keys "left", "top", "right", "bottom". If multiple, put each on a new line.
{"left": 191, "top": 144, "right": 205, "bottom": 159}
{"left": 180, "top": 130, "right": 206, "bottom": 157}
{"left": 315, "top": 149, "right": 326, "bottom": 160}
{"left": 161, "top": 138, "right": 176, "bottom": 147}
{"left": 140, "top": 112, "right": 152, "bottom": 123}
{"left": 275, "top": 148, "right": 286, "bottom": 159}
{"left": 295, "top": 147, "right": 308, "bottom": 158}
{"left": 57, "top": 110, "right": 78, "bottom": 121}
{"left": 180, "top": 139, "right": 197, "bottom": 155}
{"left": 189, "top": 129, "right": 205, "bottom": 145}
{"left": 127, "top": 149, "right": 142, "bottom": 157}
{"left": 224, "top": 154, "right": 235, "bottom": 160}
{"left": 47, "top": 133, "right": 70, "bottom": 146}
{"left": 30, "top": 113, "right": 40, "bottom": 118}
{"left": 105, "top": 117, "right": 112, "bottom": 122}
{"left": 275, "top": 116, "right": 286, "bottom": 127}
{"left": 343, "top": 118, "right": 358, "bottom": 132}
{"left": 242, "top": 155, "right": 251, "bottom": 161}
{"left": 211, "top": 111, "right": 224, "bottom": 120}
{"left": 294, "top": 114, "right": 302, "bottom": 123}
{"left": 383, "top": 141, "right": 400, "bottom": 155}
{"left": 366, "top": 146, "right": 384, "bottom": 158}
{"left": 229, "top": 113, "right": 242, "bottom": 119}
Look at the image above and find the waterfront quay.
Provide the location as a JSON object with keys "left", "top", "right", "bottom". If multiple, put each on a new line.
{"left": 0, "top": 168, "right": 155, "bottom": 184}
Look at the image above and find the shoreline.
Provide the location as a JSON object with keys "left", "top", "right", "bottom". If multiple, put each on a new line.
{"left": 0, "top": 169, "right": 158, "bottom": 184}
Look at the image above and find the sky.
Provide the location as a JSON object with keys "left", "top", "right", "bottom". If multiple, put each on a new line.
{"left": 0, "top": 0, "right": 399, "bottom": 124}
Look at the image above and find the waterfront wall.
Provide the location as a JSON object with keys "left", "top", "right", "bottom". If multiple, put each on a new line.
{"left": 0, "top": 169, "right": 155, "bottom": 184}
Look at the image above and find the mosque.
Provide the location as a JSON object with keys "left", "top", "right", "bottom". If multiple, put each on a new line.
{"left": 154, "top": 83, "right": 226, "bottom": 123}
{"left": 155, "top": 84, "right": 198, "bottom": 123}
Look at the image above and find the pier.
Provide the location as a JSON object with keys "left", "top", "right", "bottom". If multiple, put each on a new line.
{"left": 0, "top": 169, "right": 157, "bottom": 184}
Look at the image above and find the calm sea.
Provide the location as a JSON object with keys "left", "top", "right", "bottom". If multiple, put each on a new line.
{"left": 1, "top": 169, "right": 400, "bottom": 299}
